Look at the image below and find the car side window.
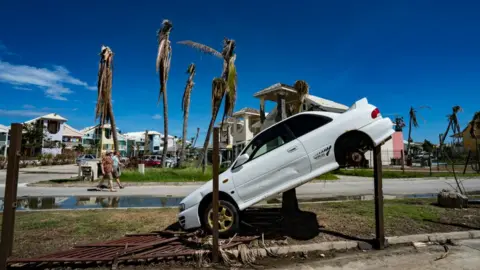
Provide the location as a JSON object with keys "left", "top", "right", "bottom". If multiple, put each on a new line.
{"left": 241, "top": 123, "right": 294, "bottom": 163}
{"left": 284, "top": 114, "right": 332, "bottom": 138}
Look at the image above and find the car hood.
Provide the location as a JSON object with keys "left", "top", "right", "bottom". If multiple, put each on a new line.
{"left": 179, "top": 170, "right": 232, "bottom": 210}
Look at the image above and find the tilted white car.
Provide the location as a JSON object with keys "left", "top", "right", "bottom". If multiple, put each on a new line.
{"left": 178, "top": 98, "right": 394, "bottom": 236}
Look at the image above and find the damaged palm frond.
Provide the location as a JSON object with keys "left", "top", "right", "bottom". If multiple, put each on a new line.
{"left": 293, "top": 80, "right": 309, "bottom": 113}
{"left": 177, "top": 40, "right": 222, "bottom": 58}
{"left": 223, "top": 55, "right": 237, "bottom": 120}
{"left": 212, "top": 78, "right": 227, "bottom": 109}
{"left": 156, "top": 19, "right": 173, "bottom": 103}
{"left": 95, "top": 45, "right": 113, "bottom": 125}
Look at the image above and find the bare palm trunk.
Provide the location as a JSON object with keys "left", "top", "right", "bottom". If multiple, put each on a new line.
{"left": 193, "top": 128, "right": 199, "bottom": 148}
{"left": 440, "top": 120, "right": 452, "bottom": 148}
{"left": 179, "top": 99, "right": 190, "bottom": 168}
{"left": 161, "top": 92, "right": 169, "bottom": 168}
{"left": 407, "top": 116, "right": 412, "bottom": 157}
{"left": 200, "top": 108, "right": 220, "bottom": 172}
{"left": 108, "top": 104, "right": 119, "bottom": 152}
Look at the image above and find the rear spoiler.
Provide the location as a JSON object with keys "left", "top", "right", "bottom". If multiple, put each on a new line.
{"left": 347, "top": 98, "right": 369, "bottom": 111}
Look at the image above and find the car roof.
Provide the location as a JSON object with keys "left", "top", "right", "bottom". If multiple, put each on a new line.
{"left": 255, "top": 111, "right": 340, "bottom": 138}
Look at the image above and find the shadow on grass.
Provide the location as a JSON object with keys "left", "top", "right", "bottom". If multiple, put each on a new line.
{"left": 423, "top": 218, "right": 480, "bottom": 230}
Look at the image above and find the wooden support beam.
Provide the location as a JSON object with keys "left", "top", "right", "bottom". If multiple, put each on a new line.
{"left": 373, "top": 145, "right": 385, "bottom": 250}
{"left": 211, "top": 127, "right": 220, "bottom": 263}
{"left": 0, "top": 123, "right": 23, "bottom": 269}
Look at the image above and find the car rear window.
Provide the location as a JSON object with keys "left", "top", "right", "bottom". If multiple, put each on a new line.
{"left": 284, "top": 114, "right": 332, "bottom": 138}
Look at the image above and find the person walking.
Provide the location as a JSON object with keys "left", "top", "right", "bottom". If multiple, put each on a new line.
{"left": 98, "top": 151, "right": 116, "bottom": 192}
{"left": 112, "top": 151, "right": 124, "bottom": 189}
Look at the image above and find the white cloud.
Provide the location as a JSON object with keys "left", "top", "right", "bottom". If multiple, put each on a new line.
{"left": 152, "top": 114, "right": 162, "bottom": 120}
{"left": 0, "top": 61, "right": 96, "bottom": 100}
{"left": 13, "top": 86, "right": 32, "bottom": 91}
{"left": 0, "top": 109, "right": 45, "bottom": 117}
{"left": 22, "top": 104, "right": 35, "bottom": 109}
{"left": 72, "top": 108, "right": 78, "bottom": 111}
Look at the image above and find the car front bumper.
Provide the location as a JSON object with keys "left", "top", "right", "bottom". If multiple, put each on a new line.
{"left": 178, "top": 203, "right": 201, "bottom": 230}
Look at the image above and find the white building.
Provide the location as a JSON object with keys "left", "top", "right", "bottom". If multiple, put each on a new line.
{"left": 81, "top": 124, "right": 128, "bottom": 156}
{"left": 24, "top": 113, "right": 68, "bottom": 156}
{"left": 0, "top": 124, "right": 9, "bottom": 157}
{"left": 124, "top": 131, "right": 177, "bottom": 156}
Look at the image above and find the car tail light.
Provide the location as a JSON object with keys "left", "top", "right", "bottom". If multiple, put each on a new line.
{"left": 371, "top": 108, "right": 380, "bottom": 119}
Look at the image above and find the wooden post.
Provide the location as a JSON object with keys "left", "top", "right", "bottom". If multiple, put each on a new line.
{"left": 373, "top": 145, "right": 385, "bottom": 249}
{"left": 211, "top": 127, "right": 220, "bottom": 263}
{"left": 260, "top": 97, "right": 266, "bottom": 124}
{"left": 0, "top": 123, "right": 23, "bottom": 269}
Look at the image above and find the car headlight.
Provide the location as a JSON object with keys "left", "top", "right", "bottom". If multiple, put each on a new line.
{"left": 179, "top": 203, "right": 185, "bottom": 212}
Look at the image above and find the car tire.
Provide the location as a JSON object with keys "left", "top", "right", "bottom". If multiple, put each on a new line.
{"left": 201, "top": 200, "right": 240, "bottom": 237}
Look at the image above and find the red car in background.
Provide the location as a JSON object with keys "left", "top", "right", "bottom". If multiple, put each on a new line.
{"left": 144, "top": 155, "right": 162, "bottom": 167}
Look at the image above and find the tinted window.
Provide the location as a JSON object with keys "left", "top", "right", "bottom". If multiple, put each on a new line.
{"left": 284, "top": 114, "right": 332, "bottom": 138}
{"left": 241, "top": 123, "right": 294, "bottom": 162}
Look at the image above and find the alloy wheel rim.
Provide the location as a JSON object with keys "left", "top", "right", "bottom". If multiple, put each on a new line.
{"left": 208, "top": 205, "right": 233, "bottom": 232}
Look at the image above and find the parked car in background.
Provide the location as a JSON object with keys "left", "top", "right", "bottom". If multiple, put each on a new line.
{"left": 178, "top": 98, "right": 395, "bottom": 236}
{"left": 76, "top": 154, "right": 96, "bottom": 166}
{"left": 144, "top": 155, "right": 162, "bottom": 167}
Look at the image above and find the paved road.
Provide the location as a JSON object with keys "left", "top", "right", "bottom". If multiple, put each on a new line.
{"left": 0, "top": 164, "right": 78, "bottom": 185}
{"left": 269, "top": 239, "right": 480, "bottom": 270}
{"left": 2, "top": 175, "right": 480, "bottom": 198}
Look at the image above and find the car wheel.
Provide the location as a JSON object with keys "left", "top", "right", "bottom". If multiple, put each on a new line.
{"left": 202, "top": 200, "right": 240, "bottom": 237}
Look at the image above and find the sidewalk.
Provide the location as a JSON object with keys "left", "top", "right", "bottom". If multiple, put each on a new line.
{"left": 268, "top": 239, "right": 480, "bottom": 270}
{"left": 4, "top": 177, "right": 480, "bottom": 198}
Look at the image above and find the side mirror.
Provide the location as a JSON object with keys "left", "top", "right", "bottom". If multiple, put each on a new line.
{"left": 235, "top": 154, "right": 249, "bottom": 167}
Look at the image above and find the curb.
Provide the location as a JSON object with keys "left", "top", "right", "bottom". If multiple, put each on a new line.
{"left": 228, "top": 230, "right": 480, "bottom": 258}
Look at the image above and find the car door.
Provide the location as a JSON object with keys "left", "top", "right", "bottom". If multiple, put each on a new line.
{"left": 283, "top": 113, "right": 336, "bottom": 172}
{"left": 232, "top": 122, "right": 310, "bottom": 203}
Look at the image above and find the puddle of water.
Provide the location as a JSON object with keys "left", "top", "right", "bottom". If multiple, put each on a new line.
{"left": 0, "top": 196, "right": 184, "bottom": 211}
{"left": 2, "top": 191, "right": 480, "bottom": 211}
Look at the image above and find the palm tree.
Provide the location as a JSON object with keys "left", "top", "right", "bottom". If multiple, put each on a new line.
{"left": 95, "top": 46, "right": 119, "bottom": 152}
{"left": 178, "top": 38, "right": 237, "bottom": 172}
{"left": 193, "top": 128, "right": 200, "bottom": 147}
{"left": 156, "top": 19, "right": 173, "bottom": 168}
{"left": 178, "top": 63, "right": 196, "bottom": 168}
{"left": 440, "top": 106, "right": 463, "bottom": 148}
{"left": 292, "top": 80, "right": 309, "bottom": 114}
{"left": 406, "top": 105, "right": 430, "bottom": 157}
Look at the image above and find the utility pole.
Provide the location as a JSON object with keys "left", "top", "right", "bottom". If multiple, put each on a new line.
{"left": 211, "top": 127, "right": 220, "bottom": 263}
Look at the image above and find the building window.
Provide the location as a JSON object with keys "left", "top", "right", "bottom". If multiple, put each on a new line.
{"left": 104, "top": 129, "right": 111, "bottom": 139}
{"left": 47, "top": 121, "right": 60, "bottom": 134}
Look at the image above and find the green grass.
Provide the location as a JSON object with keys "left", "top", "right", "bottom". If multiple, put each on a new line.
{"left": 335, "top": 168, "right": 480, "bottom": 179}
{"left": 121, "top": 167, "right": 214, "bottom": 182}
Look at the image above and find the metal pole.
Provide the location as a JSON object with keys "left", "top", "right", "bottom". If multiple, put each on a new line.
{"left": 373, "top": 145, "right": 385, "bottom": 250}
{"left": 212, "top": 127, "right": 220, "bottom": 263}
{"left": 0, "top": 123, "right": 23, "bottom": 269}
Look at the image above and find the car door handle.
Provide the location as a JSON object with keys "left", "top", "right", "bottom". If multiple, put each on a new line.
{"left": 287, "top": 146, "right": 298, "bottom": 153}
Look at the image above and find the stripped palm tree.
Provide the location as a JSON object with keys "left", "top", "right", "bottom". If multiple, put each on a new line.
{"left": 95, "top": 45, "right": 119, "bottom": 152}
{"left": 440, "top": 106, "right": 463, "bottom": 148}
{"left": 193, "top": 127, "right": 200, "bottom": 147}
{"left": 406, "top": 105, "right": 430, "bottom": 157}
{"left": 178, "top": 38, "right": 237, "bottom": 172}
{"left": 292, "top": 80, "right": 309, "bottom": 114}
{"left": 156, "top": 20, "right": 173, "bottom": 168}
{"left": 178, "top": 63, "right": 196, "bottom": 168}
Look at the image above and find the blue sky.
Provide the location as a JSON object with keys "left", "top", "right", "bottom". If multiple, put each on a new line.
{"left": 1, "top": 0, "right": 479, "bottom": 144}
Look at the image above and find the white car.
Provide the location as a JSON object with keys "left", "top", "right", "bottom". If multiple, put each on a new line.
{"left": 178, "top": 98, "right": 394, "bottom": 236}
